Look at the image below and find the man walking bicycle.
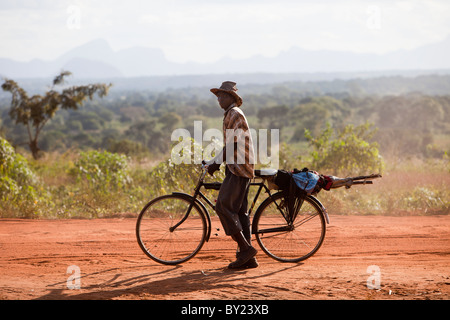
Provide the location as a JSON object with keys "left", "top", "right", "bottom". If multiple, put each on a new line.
{"left": 203, "top": 81, "right": 258, "bottom": 269}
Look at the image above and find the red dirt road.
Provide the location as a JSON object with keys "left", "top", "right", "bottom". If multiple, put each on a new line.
{"left": 0, "top": 215, "right": 449, "bottom": 300}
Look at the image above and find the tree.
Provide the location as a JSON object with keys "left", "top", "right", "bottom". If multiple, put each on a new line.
{"left": 257, "top": 105, "right": 289, "bottom": 129}
{"left": 1, "top": 71, "right": 111, "bottom": 159}
{"left": 159, "top": 111, "right": 182, "bottom": 132}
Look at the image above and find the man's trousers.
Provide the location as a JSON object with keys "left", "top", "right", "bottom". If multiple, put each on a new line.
{"left": 215, "top": 167, "right": 251, "bottom": 238}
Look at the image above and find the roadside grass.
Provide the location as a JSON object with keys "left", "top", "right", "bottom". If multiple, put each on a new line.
{"left": 1, "top": 150, "right": 449, "bottom": 218}
{"left": 317, "top": 158, "right": 450, "bottom": 216}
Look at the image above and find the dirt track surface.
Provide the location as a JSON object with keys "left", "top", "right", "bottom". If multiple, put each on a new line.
{"left": 1, "top": 215, "right": 449, "bottom": 300}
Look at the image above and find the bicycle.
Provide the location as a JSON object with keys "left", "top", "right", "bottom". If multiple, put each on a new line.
{"left": 136, "top": 166, "right": 381, "bottom": 265}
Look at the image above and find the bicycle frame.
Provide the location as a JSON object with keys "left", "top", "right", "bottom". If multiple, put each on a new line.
{"left": 169, "top": 168, "right": 329, "bottom": 243}
{"left": 169, "top": 168, "right": 274, "bottom": 240}
{"left": 200, "top": 170, "right": 273, "bottom": 214}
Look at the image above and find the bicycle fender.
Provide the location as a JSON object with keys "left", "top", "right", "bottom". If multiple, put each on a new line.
{"left": 172, "top": 192, "right": 212, "bottom": 242}
{"left": 308, "top": 195, "right": 330, "bottom": 224}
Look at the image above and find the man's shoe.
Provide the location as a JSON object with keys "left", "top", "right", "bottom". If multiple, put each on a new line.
{"left": 235, "top": 248, "right": 259, "bottom": 269}
{"left": 228, "top": 246, "right": 257, "bottom": 269}
{"left": 242, "top": 257, "right": 259, "bottom": 269}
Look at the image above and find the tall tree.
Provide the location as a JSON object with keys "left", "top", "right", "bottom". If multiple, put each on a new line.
{"left": 1, "top": 71, "right": 111, "bottom": 159}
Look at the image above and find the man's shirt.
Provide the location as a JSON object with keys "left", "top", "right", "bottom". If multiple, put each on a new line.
{"left": 223, "top": 103, "right": 255, "bottom": 179}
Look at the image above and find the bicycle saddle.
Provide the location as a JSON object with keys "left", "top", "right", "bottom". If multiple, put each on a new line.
{"left": 254, "top": 169, "right": 278, "bottom": 177}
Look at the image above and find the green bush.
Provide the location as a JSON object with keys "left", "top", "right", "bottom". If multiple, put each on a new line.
{"left": 71, "top": 150, "right": 132, "bottom": 192}
{"left": 0, "top": 138, "right": 36, "bottom": 194}
{"left": 62, "top": 150, "right": 134, "bottom": 217}
{"left": 150, "top": 138, "right": 224, "bottom": 195}
{"left": 0, "top": 137, "right": 49, "bottom": 217}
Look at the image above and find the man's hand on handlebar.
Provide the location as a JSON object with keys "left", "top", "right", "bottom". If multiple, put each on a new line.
{"left": 202, "top": 160, "right": 221, "bottom": 176}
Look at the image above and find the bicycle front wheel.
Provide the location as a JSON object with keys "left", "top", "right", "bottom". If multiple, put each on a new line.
{"left": 253, "top": 192, "right": 326, "bottom": 263}
{"left": 136, "top": 194, "right": 207, "bottom": 265}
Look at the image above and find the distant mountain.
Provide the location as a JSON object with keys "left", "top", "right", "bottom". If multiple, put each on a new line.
{"left": 210, "top": 36, "right": 450, "bottom": 74}
{"left": 62, "top": 58, "right": 123, "bottom": 78}
{"left": 0, "top": 39, "right": 124, "bottom": 79}
{"left": 1, "top": 37, "right": 449, "bottom": 79}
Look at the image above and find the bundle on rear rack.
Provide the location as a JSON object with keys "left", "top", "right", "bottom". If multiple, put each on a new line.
{"left": 269, "top": 167, "right": 382, "bottom": 195}
{"left": 258, "top": 168, "right": 382, "bottom": 221}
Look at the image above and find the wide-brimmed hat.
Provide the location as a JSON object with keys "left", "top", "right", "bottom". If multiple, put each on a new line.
{"left": 210, "top": 81, "right": 243, "bottom": 106}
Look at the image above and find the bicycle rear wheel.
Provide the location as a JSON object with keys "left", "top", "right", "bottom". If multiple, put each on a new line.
{"left": 253, "top": 192, "right": 326, "bottom": 263}
{"left": 136, "top": 194, "right": 207, "bottom": 265}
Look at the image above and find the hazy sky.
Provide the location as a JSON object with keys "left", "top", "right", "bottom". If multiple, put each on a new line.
{"left": 1, "top": 0, "right": 449, "bottom": 63}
